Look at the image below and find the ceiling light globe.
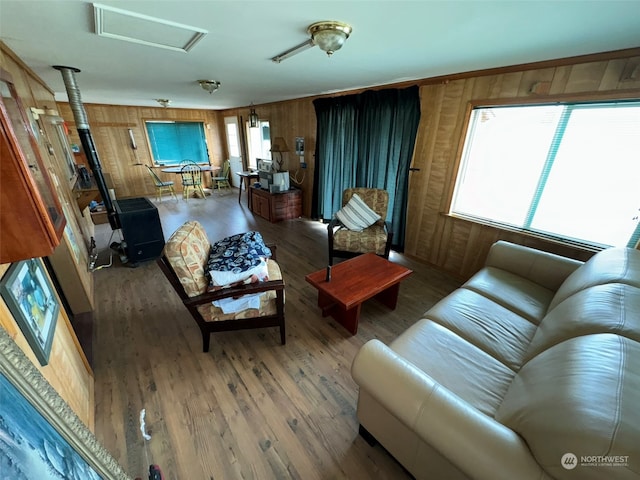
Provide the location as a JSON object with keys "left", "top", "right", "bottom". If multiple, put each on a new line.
{"left": 308, "top": 21, "right": 352, "bottom": 57}
{"left": 198, "top": 79, "right": 221, "bottom": 94}
{"left": 313, "top": 31, "right": 346, "bottom": 55}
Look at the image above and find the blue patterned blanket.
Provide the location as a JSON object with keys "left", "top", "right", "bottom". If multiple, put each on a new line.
{"left": 207, "top": 231, "right": 271, "bottom": 274}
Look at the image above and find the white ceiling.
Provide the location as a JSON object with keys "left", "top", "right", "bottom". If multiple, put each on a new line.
{"left": 1, "top": 1, "right": 639, "bottom": 111}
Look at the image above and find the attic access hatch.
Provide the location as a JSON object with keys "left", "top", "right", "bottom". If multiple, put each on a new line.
{"left": 93, "top": 3, "right": 207, "bottom": 53}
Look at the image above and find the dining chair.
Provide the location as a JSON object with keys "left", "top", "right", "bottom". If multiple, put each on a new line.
{"left": 145, "top": 165, "right": 176, "bottom": 201}
{"left": 211, "top": 159, "right": 232, "bottom": 194}
{"left": 180, "top": 163, "right": 206, "bottom": 200}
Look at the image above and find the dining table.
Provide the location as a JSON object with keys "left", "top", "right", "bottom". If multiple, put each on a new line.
{"left": 160, "top": 165, "right": 219, "bottom": 174}
{"left": 160, "top": 165, "right": 220, "bottom": 197}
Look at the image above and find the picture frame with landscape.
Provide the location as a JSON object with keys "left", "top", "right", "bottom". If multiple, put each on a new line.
{"left": 0, "top": 258, "right": 59, "bottom": 366}
{"left": 0, "top": 327, "right": 130, "bottom": 479}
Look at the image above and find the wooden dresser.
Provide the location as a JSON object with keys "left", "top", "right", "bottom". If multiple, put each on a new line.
{"left": 251, "top": 187, "right": 302, "bottom": 223}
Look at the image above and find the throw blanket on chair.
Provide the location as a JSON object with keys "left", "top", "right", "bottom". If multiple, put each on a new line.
{"left": 206, "top": 231, "right": 272, "bottom": 292}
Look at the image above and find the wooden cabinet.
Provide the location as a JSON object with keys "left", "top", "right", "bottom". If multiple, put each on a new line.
{"left": 252, "top": 188, "right": 271, "bottom": 219}
{"left": 251, "top": 187, "right": 302, "bottom": 223}
{"left": 34, "top": 112, "right": 94, "bottom": 315}
{"left": 0, "top": 69, "right": 65, "bottom": 263}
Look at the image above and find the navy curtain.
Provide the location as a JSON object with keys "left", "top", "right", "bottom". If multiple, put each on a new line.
{"left": 312, "top": 86, "right": 421, "bottom": 251}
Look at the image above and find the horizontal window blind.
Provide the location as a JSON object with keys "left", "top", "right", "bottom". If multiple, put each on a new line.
{"left": 146, "top": 121, "right": 209, "bottom": 165}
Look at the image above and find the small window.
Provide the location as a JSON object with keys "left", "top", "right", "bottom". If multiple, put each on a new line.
{"left": 145, "top": 121, "right": 209, "bottom": 165}
{"left": 247, "top": 120, "right": 271, "bottom": 169}
{"left": 451, "top": 101, "right": 640, "bottom": 248}
{"left": 224, "top": 117, "right": 240, "bottom": 158}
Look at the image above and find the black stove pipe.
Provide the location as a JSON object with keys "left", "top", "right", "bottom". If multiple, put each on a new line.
{"left": 53, "top": 65, "right": 119, "bottom": 230}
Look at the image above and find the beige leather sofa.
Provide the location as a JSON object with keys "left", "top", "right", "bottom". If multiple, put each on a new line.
{"left": 352, "top": 241, "right": 640, "bottom": 480}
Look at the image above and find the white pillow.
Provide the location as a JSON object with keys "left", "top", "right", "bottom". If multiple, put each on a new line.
{"left": 335, "top": 193, "right": 381, "bottom": 231}
{"left": 209, "top": 257, "right": 269, "bottom": 288}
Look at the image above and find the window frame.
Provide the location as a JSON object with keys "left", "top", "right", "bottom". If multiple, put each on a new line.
{"left": 246, "top": 119, "right": 271, "bottom": 169}
{"left": 447, "top": 90, "right": 640, "bottom": 250}
{"left": 143, "top": 119, "right": 211, "bottom": 166}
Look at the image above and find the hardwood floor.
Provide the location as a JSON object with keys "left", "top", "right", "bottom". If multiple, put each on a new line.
{"left": 91, "top": 189, "right": 461, "bottom": 480}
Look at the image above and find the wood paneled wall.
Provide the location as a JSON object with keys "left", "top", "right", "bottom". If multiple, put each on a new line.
{"left": 75, "top": 99, "right": 319, "bottom": 215}
{"left": 57, "top": 103, "right": 225, "bottom": 199}
{"left": 57, "top": 47, "right": 640, "bottom": 280}
{"left": 406, "top": 51, "right": 640, "bottom": 280}
{"left": 220, "top": 99, "right": 317, "bottom": 217}
{"left": 219, "top": 50, "right": 640, "bottom": 280}
{"left": 0, "top": 43, "right": 95, "bottom": 428}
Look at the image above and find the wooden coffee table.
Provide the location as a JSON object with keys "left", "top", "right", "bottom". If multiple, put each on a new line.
{"left": 305, "top": 253, "right": 413, "bottom": 335}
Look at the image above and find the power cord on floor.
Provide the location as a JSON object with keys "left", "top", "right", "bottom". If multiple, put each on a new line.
{"left": 89, "top": 228, "right": 124, "bottom": 272}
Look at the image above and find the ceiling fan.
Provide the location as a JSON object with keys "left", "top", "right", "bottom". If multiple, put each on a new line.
{"left": 271, "top": 21, "right": 352, "bottom": 63}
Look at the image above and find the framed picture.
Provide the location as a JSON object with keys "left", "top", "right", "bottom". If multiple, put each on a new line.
{"left": 0, "top": 258, "right": 59, "bottom": 366}
{"left": 0, "top": 327, "right": 130, "bottom": 479}
{"left": 0, "top": 372, "right": 102, "bottom": 479}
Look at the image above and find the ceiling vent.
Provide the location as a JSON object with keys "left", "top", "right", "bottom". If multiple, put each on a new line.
{"left": 93, "top": 3, "right": 207, "bottom": 53}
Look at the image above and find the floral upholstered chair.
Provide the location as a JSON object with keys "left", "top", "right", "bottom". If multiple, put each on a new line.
{"left": 157, "top": 221, "right": 285, "bottom": 352}
{"left": 327, "top": 188, "right": 393, "bottom": 265}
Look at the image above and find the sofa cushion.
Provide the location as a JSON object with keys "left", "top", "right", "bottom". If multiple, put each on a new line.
{"left": 525, "top": 283, "right": 640, "bottom": 360}
{"left": 391, "top": 320, "right": 515, "bottom": 416}
{"left": 163, "top": 220, "right": 210, "bottom": 297}
{"left": 485, "top": 240, "right": 583, "bottom": 291}
{"left": 425, "top": 288, "right": 538, "bottom": 371}
{"left": 463, "top": 267, "right": 555, "bottom": 324}
{"left": 549, "top": 247, "right": 640, "bottom": 311}
{"left": 496, "top": 334, "right": 640, "bottom": 480}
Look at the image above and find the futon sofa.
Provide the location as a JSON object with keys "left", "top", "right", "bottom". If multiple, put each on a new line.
{"left": 352, "top": 241, "right": 640, "bottom": 480}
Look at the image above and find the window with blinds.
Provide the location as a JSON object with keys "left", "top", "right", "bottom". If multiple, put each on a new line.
{"left": 145, "top": 121, "right": 209, "bottom": 165}
{"left": 451, "top": 101, "right": 640, "bottom": 248}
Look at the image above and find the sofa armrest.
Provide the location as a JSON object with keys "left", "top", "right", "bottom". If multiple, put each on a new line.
{"left": 485, "top": 241, "right": 583, "bottom": 291}
{"left": 351, "top": 340, "right": 548, "bottom": 480}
